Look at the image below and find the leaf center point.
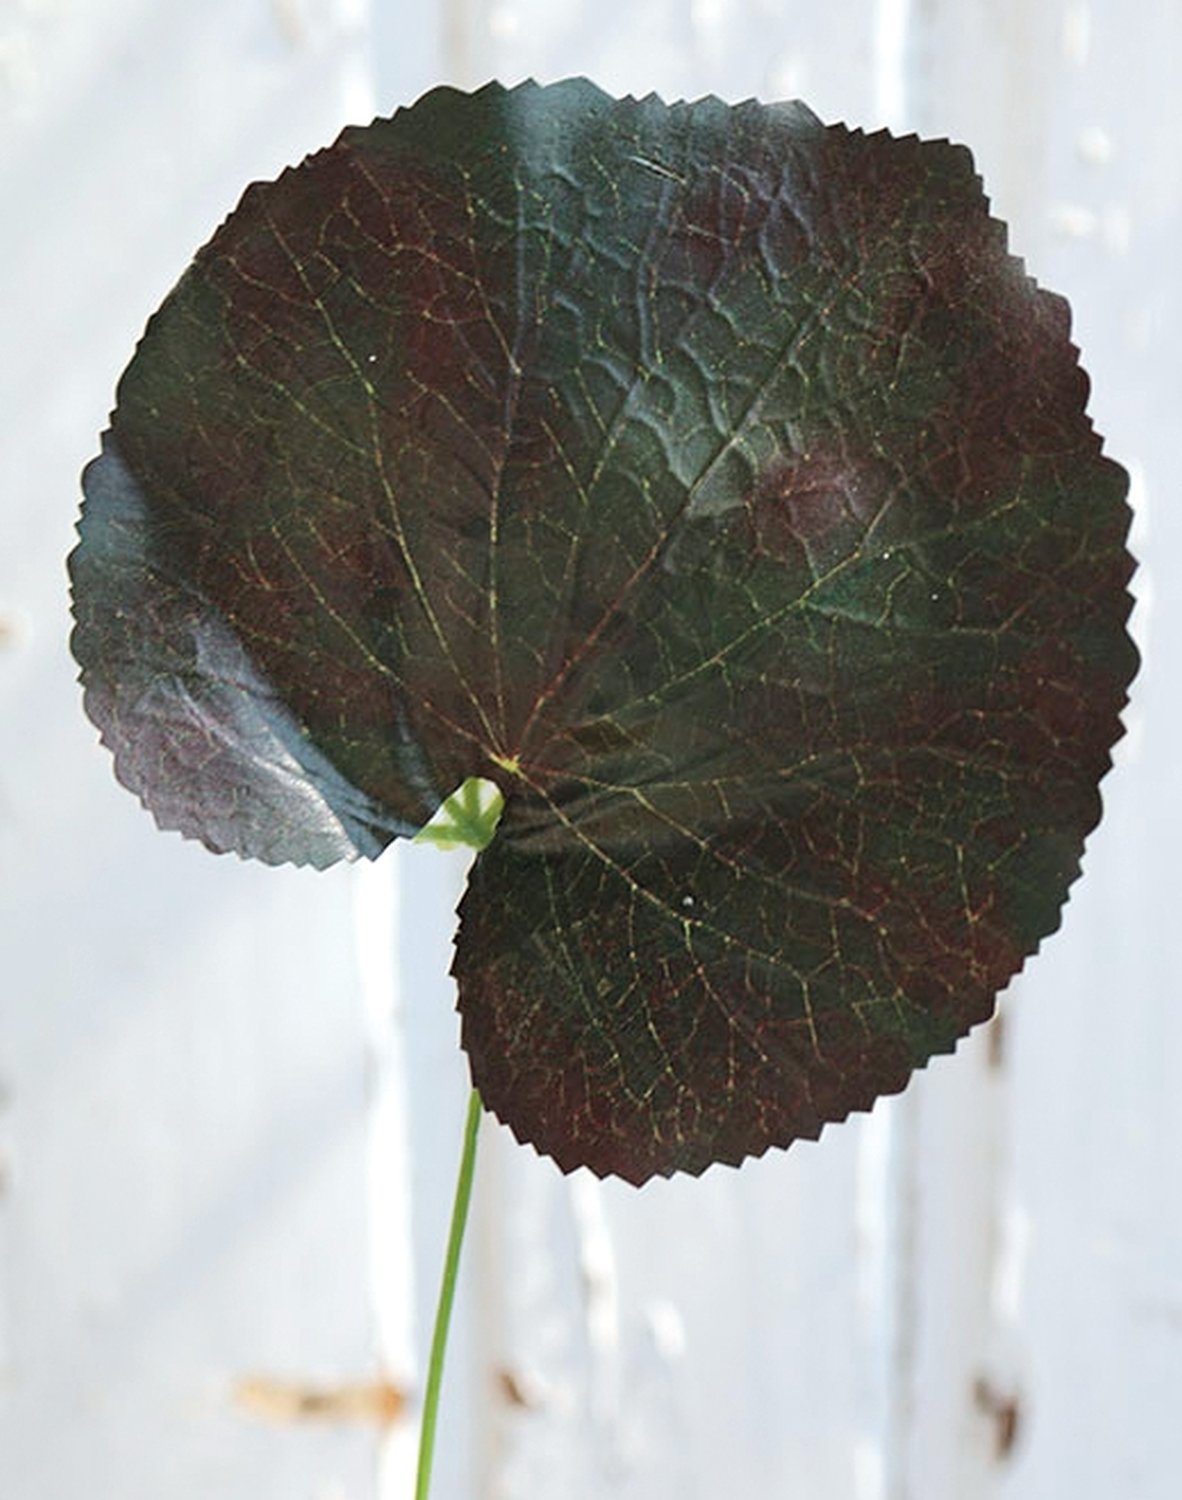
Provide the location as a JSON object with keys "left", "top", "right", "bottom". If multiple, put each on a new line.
{"left": 413, "top": 776, "right": 506, "bottom": 852}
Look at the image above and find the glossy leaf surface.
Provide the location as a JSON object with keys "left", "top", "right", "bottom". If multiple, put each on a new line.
{"left": 70, "top": 79, "right": 1137, "bottom": 1181}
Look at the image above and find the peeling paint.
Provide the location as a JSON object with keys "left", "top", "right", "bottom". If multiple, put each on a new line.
{"left": 487, "top": 5, "right": 520, "bottom": 39}
{"left": 690, "top": 0, "right": 729, "bottom": 34}
{"left": 1077, "top": 125, "right": 1115, "bottom": 165}
{"left": 854, "top": 1105, "right": 895, "bottom": 1500}
{"left": 1049, "top": 200, "right": 1100, "bottom": 238}
{"left": 854, "top": 1437, "right": 886, "bottom": 1500}
{"left": 973, "top": 1376, "right": 1023, "bottom": 1460}
{"left": 233, "top": 1374, "right": 407, "bottom": 1425}
{"left": 1062, "top": 1, "right": 1092, "bottom": 65}
{"left": 874, "top": 0, "right": 910, "bottom": 131}
{"left": 987, "top": 1012, "right": 1007, "bottom": 1070}
{"left": 0, "top": 608, "right": 31, "bottom": 651}
{"left": 765, "top": 50, "right": 807, "bottom": 99}
{"left": 270, "top": 0, "right": 306, "bottom": 46}
{"left": 1102, "top": 203, "right": 1133, "bottom": 255}
{"left": 1049, "top": 198, "right": 1132, "bottom": 252}
{"left": 991, "top": 1201, "right": 1030, "bottom": 1326}
{"left": 568, "top": 1173, "right": 620, "bottom": 1423}
{"left": 495, "top": 1365, "right": 542, "bottom": 1410}
{"left": 570, "top": 1177, "right": 618, "bottom": 1354}
{"left": 645, "top": 1299, "right": 687, "bottom": 1362}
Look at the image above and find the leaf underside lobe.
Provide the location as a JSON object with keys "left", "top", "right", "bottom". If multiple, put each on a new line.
{"left": 70, "top": 79, "right": 1137, "bottom": 1182}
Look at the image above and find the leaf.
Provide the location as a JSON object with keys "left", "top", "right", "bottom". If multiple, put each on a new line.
{"left": 70, "top": 79, "right": 1137, "bottom": 1183}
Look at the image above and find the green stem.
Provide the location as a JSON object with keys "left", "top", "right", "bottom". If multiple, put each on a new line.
{"left": 415, "top": 1086, "right": 483, "bottom": 1500}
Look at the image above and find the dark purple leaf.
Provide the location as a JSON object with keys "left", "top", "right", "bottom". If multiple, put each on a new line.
{"left": 70, "top": 79, "right": 1137, "bottom": 1182}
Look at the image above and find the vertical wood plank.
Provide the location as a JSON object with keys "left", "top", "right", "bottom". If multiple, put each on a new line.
{"left": 0, "top": 5, "right": 390, "bottom": 1498}
{"left": 419, "top": 7, "right": 931, "bottom": 1497}
{"left": 381, "top": 4, "right": 1176, "bottom": 1497}
{"left": 902, "top": 2, "right": 1180, "bottom": 1496}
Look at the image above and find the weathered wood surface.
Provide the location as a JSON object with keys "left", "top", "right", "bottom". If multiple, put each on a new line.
{"left": 2, "top": 2, "right": 1176, "bottom": 1496}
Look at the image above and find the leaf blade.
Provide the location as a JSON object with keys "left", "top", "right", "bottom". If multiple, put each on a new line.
{"left": 70, "top": 80, "right": 1137, "bottom": 1179}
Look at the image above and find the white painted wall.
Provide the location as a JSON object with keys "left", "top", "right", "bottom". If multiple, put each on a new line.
{"left": 2, "top": 2, "right": 1177, "bottom": 1498}
{"left": 0, "top": 6, "right": 391, "bottom": 1499}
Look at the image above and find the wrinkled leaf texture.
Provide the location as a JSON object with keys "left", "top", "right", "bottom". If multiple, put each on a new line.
{"left": 70, "top": 79, "right": 1137, "bottom": 1183}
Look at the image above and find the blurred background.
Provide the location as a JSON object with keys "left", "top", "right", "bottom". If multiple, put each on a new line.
{"left": 0, "top": 1, "right": 1177, "bottom": 1496}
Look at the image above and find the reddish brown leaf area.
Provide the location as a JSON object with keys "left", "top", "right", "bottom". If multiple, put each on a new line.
{"left": 71, "top": 80, "right": 1136, "bottom": 1180}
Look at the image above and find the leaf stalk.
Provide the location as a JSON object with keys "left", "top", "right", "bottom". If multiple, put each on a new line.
{"left": 414, "top": 1087, "right": 483, "bottom": 1500}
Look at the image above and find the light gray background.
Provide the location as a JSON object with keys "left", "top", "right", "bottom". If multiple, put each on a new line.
{"left": 1, "top": 1, "right": 1176, "bottom": 1496}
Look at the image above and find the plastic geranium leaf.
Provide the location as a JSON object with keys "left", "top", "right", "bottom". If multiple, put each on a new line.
{"left": 70, "top": 79, "right": 1137, "bottom": 1183}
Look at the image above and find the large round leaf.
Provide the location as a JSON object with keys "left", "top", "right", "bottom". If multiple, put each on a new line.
{"left": 70, "top": 79, "right": 1137, "bottom": 1182}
